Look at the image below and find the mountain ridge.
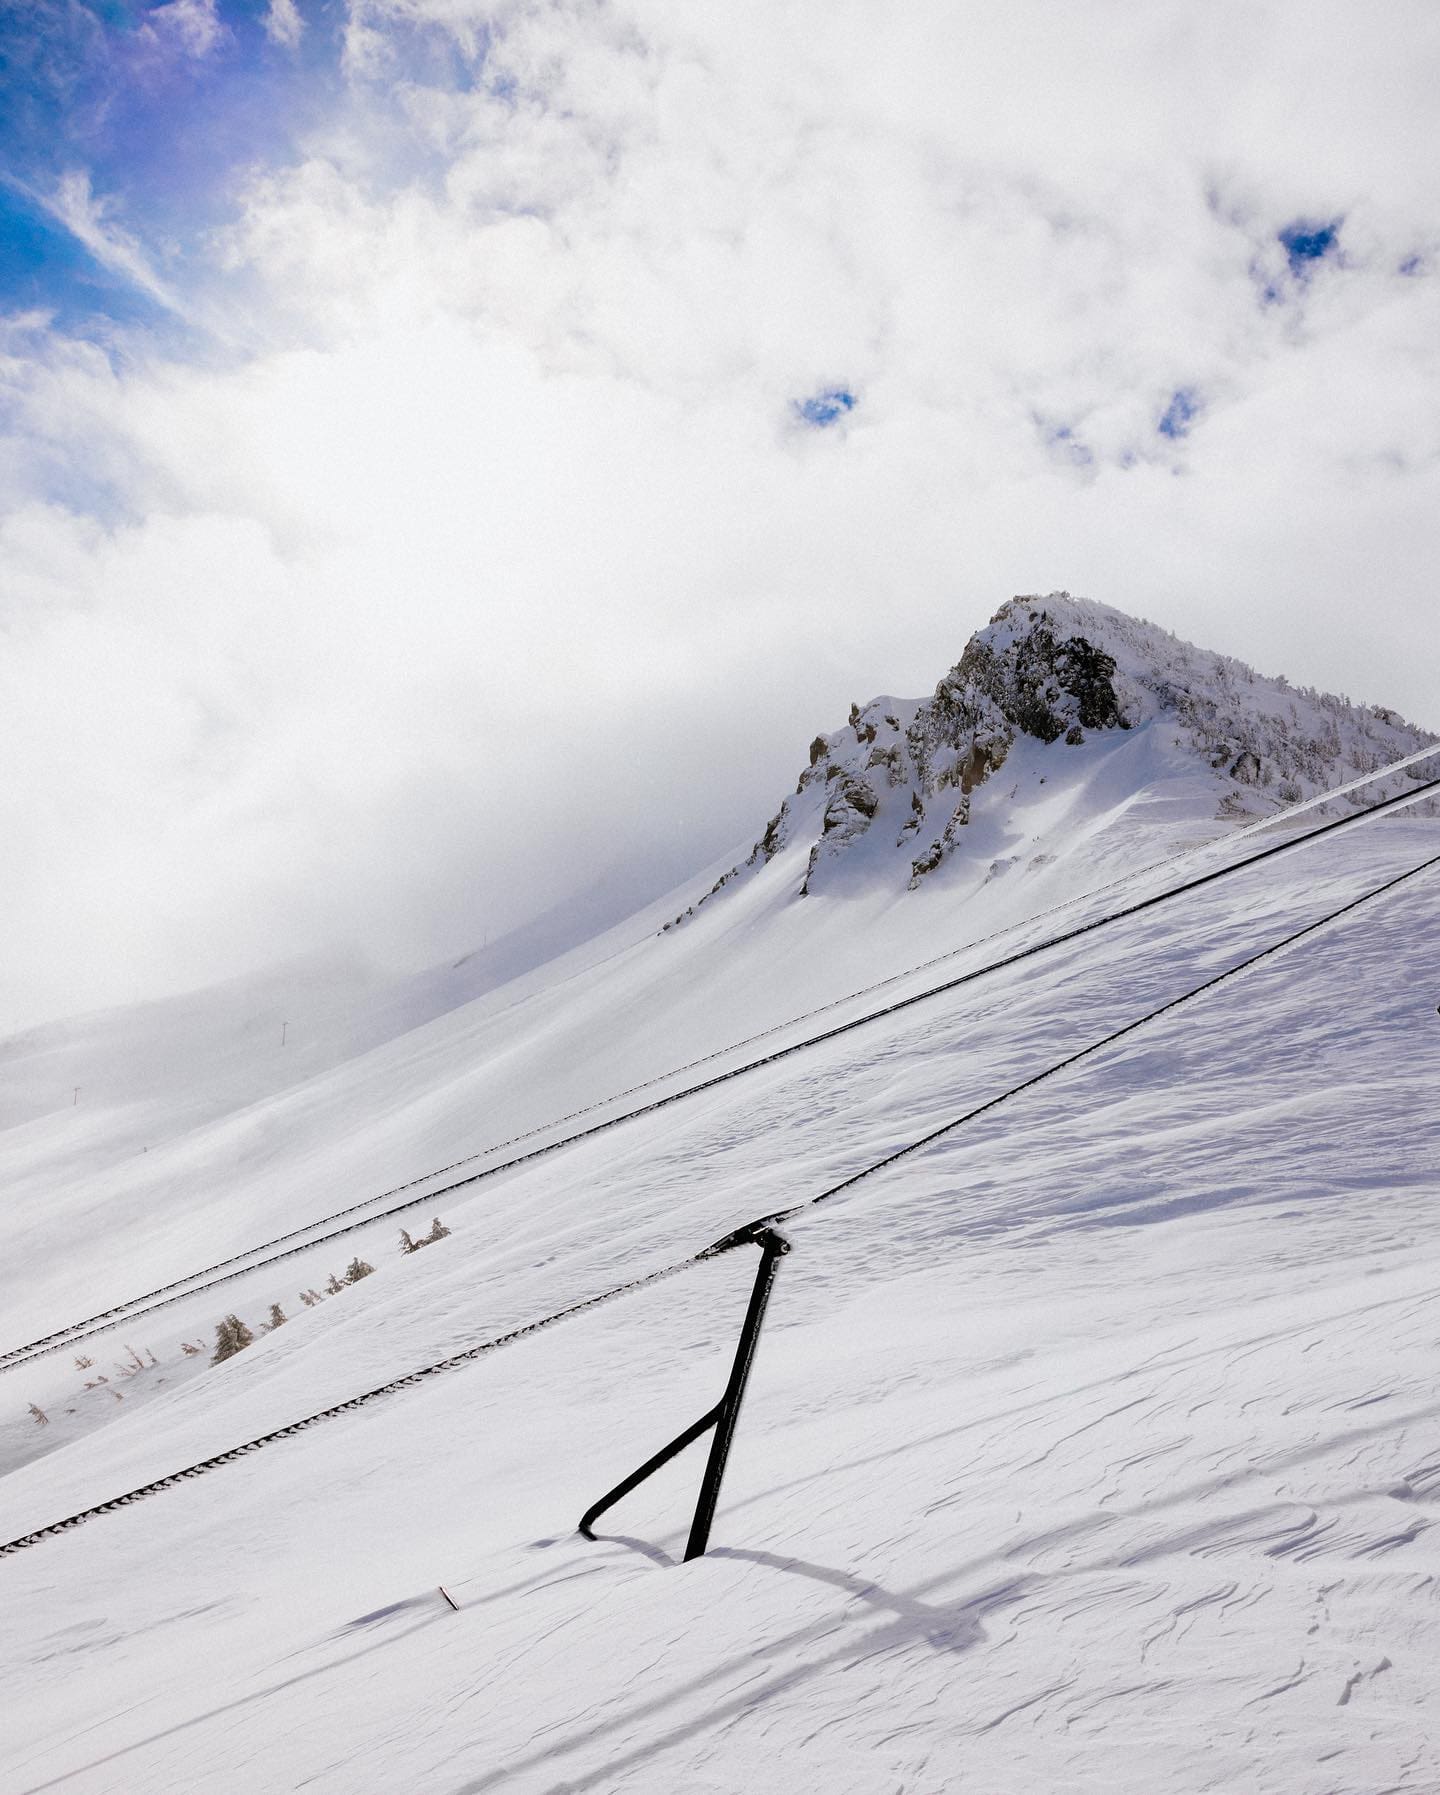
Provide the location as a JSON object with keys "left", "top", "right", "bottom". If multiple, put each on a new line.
{"left": 666, "top": 593, "right": 1436, "bottom": 928}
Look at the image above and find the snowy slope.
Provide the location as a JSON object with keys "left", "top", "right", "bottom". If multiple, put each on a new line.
{"left": 1, "top": 598, "right": 1438, "bottom": 1794}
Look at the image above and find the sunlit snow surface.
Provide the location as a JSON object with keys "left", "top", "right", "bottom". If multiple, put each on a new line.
{"left": 1, "top": 743, "right": 1438, "bottom": 1791}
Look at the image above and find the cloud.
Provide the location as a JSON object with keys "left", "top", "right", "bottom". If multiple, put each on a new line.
{"left": 35, "top": 169, "right": 186, "bottom": 315}
{"left": 143, "top": 0, "right": 225, "bottom": 62}
{"left": 2, "top": 0, "right": 1439, "bottom": 1026}
{"left": 263, "top": 0, "right": 306, "bottom": 52}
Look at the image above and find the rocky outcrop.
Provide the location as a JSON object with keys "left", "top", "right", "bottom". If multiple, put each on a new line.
{"left": 896, "top": 596, "right": 1131, "bottom": 883}
{"left": 662, "top": 592, "right": 1437, "bottom": 929}
{"left": 801, "top": 771, "right": 880, "bottom": 895}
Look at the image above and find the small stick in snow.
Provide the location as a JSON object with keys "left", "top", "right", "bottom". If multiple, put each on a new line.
{"left": 437, "top": 1586, "right": 459, "bottom": 1612}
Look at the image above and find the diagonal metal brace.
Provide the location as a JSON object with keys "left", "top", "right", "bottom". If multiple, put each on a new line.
{"left": 579, "top": 1227, "right": 790, "bottom": 1561}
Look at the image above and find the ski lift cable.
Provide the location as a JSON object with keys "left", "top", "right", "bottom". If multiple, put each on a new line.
{"left": 7, "top": 743, "right": 1433, "bottom": 1365}
{"left": 3, "top": 844, "right": 1435, "bottom": 1562}
{"left": 4, "top": 755, "right": 1437, "bottom": 1373}
{"left": 744, "top": 846, "right": 1440, "bottom": 1238}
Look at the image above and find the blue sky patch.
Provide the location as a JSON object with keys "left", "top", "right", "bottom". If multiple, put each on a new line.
{"left": 1158, "top": 388, "right": 1200, "bottom": 440}
{"left": 1278, "top": 218, "right": 1340, "bottom": 277}
{"left": 794, "top": 388, "right": 856, "bottom": 427}
{"left": 0, "top": 1, "right": 346, "bottom": 329}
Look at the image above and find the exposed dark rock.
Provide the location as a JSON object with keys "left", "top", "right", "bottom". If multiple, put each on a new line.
{"left": 823, "top": 772, "right": 878, "bottom": 827}
{"left": 758, "top": 807, "right": 787, "bottom": 857}
{"left": 801, "top": 772, "right": 880, "bottom": 893}
{"left": 866, "top": 743, "right": 906, "bottom": 786}
{"left": 909, "top": 796, "right": 970, "bottom": 887}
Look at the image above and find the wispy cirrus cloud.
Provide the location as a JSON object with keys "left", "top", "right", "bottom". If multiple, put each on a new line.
{"left": 35, "top": 168, "right": 185, "bottom": 315}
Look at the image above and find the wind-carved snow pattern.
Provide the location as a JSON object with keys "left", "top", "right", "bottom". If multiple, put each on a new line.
{"left": 664, "top": 592, "right": 1437, "bottom": 926}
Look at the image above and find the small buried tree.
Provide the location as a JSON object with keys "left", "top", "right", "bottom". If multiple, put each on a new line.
{"left": 400, "top": 1219, "right": 449, "bottom": 1255}
{"left": 211, "top": 1314, "right": 255, "bottom": 1365}
{"left": 344, "top": 1257, "right": 375, "bottom": 1284}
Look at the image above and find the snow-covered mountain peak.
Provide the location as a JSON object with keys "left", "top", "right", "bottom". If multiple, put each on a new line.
{"left": 665, "top": 593, "right": 1436, "bottom": 926}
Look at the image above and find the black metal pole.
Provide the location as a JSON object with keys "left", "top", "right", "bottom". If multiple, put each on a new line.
{"left": 684, "top": 1228, "right": 788, "bottom": 1561}
{"left": 576, "top": 1227, "right": 790, "bottom": 1560}
{"left": 578, "top": 1405, "right": 722, "bottom": 1541}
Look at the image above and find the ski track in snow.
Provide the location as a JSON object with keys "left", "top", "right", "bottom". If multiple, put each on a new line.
{"left": 1, "top": 797, "right": 1438, "bottom": 1789}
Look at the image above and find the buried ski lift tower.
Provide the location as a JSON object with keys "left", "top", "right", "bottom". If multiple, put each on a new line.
{"left": 579, "top": 1224, "right": 791, "bottom": 1561}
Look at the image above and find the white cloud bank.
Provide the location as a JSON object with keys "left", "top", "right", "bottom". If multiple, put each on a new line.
{"left": 2, "top": 0, "right": 1438, "bottom": 1026}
